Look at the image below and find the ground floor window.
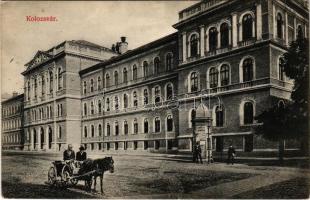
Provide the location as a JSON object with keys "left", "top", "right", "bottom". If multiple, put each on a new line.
{"left": 91, "top": 143, "right": 94, "bottom": 150}
{"left": 98, "top": 143, "right": 102, "bottom": 150}
{"left": 115, "top": 142, "right": 118, "bottom": 150}
{"left": 133, "top": 141, "right": 138, "bottom": 150}
{"left": 216, "top": 137, "right": 224, "bottom": 152}
{"left": 155, "top": 140, "right": 160, "bottom": 150}
{"left": 124, "top": 141, "right": 127, "bottom": 150}
{"left": 244, "top": 135, "right": 253, "bottom": 152}
{"left": 107, "top": 143, "right": 110, "bottom": 151}
{"left": 167, "top": 140, "right": 173, "bottom": 150}
{"left": 144, "top": 141, "right": 148, "bottom": 150}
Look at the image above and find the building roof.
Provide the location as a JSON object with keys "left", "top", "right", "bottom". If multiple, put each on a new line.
{"left": 1, "top": 94, "right": 24, "bottom": 104}
{"left": 79, "top": 32, "right": 178, "bottom": 75}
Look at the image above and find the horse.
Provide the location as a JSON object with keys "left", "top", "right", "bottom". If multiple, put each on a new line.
{"left": 78, "top": 157, "right": 114, "bottom": 193}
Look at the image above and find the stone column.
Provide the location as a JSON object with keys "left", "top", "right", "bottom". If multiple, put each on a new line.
{"left": 294, "top": 18, "right": 297, "bottom": 40}
{"left": 256, "top": 3, "right": 262, "bottom": 40}
{"left": 229, "top": 26, "right": 232, "bottom": 45}
{"left": 273, "top": 3, "right": 276, "bottom": 38}
{"left": 37, "top": 128, "right": 41, "bottom": 150}
{"left": 232, "top": 13, "right": 238, "bottom": 47}
{"left": 217, "top": 27, "right": 221, "bottom": 49}
{"left": 200, "top": 25, "right": 205, "bottom": 57}
{"left": 182, "top": 32, "right": 187, "bottom": 62}
{"left": 206, "top": 30, "right": 210, "bottom": 52}
{"left": 285, "top": 12, "right": 289, "bottom": 46}
{"left": 30, "top": 131, "right": 34, "bottom": 150}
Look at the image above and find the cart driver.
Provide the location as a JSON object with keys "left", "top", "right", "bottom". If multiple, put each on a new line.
{"left": 63, "top": 144, "right": 76, "bottom": 161}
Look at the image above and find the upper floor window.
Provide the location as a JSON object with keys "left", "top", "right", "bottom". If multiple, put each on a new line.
{"left": 123, "top": 68, "right": 128, "bottom": 83}
{"left": 133, "top": 65, "right": 137, "bottom": 80}
{"left": 90, "top": 101, "right": 94, "bottom": 115}
{"left": 143, "top": 61, "right": 148, "bottom": 77}
{"left": 27, "top": 81, "right": 30, "bottom": 100}
{"left": 143, "top": 89, "right": 149, "bottom": 105}
{"left": 242, "top": 14, "right": 253, "bottom": 40}
{"left": 98, "top": 124, "right": 102, "bottom": 136}
{"left": 297, "top": 25, "right": 304, "bottom": 39}
{"left": 209, "top": 27, "right": 218, "bottom": 51}
{"left": 155, "top": 117, "right": 161, "bottom": 132}
{"left": 49, "top": 71, "right": 53, "bottom": 92}
{"left": 123, "top": 94, "right": 128, "bottom": 108}
{"left": 34, "top": 77, "right": 37, "bottom": 98}
{"left": 215, "top": 106, "right": 224, "bottom": 127}
{"left": 209, "top": 67, "right": 219, "bottom": 88}
{"left": 279, "top": 57, "right": 285, "bottom": 81}
{"left": 166, "top": 83, "right": 173, "bottom": 100}
{"left": 58, "top": 68, "right": 62, "bottom": 90}
{"left": 154, "top": 86, "right": 161, "bottom": 103}
{"left": 115, "top": 121, "right": 119, "bottom": 136}
{"left": 91, "top": 125, "right": 95, "bottom": 137}
{"left": 106, "top": 98, "right": 110, "bottom": 111}
{"left": 220, "top": 23, "right": 229, "bottom": 48}
{"left": 190, "top": 72, "right": 199, "bottom": 92}
{"left": 242, "top": 58, "right": 254, "bottom": 82}
{"left": 144, "top": 119, "right": 149, "bottom": 133}
{"left": 90, "top": 79, "right": 94, "bottom": 92}
{"left": 220, "top": 64, "right": 230, "bottom": 86}
{"left": 154, "top": 57, "right": 160, "bottom": 75}
{"left": 97, "top": 76, "right": 102, "bottom": 90}
{"left": 84, "top": 126, "right": 88, "bottom": 137}
{"left": 41, "top": 75, "right": 45, "bottom": 95}
{"left": 167, "top": 115, "right": 173, "bottom": 132}
{"left": 190, "top": 34, "right": 199, "bottom": 57}
{"left": 105, "top": 73, "right": 110, "bottom": 88}
{"left": 98, "top": 100, "right": 102, "bottom": 113}
{"left": 114, "top": 96, "right": 119, "bottom": 110}
{"left": 133, "top": 118, "right": 138, "bottom": 134}
{"left": 83, "top": 103, "right": 87, "bottom": 116}
{"left": 244, "top": 102, "right": 254, "bottom": 124}
{"left": 106, "top": 123, "right": 110, "bottom": 136}
{"left": 114, "top": 71, "right": 118, "bottom": 85}
{"left": 83, "top": 81, "right": 87, "bottom": 94}
{"left": 166, "top": 53, "right": 173, "bottom": 71}
{"left": 133, "top": 91, "right": 138, "bottom": 107}
{"left": 277, "top": 13, "right": 283, "bottom": 39}
{"left": 124, "top": 120, "right": 128, "bottom": 135}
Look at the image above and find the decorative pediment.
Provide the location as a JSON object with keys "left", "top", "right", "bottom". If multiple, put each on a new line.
{"left": 25, "top": 51, "right": 52, "bottom": 70}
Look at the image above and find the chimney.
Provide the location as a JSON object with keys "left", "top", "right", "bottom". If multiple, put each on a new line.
{"left": 12, "top": 92, "right": 18, "bottom": 97}
{"left": 118, "top": 36, "right": 128, "bottom": 54}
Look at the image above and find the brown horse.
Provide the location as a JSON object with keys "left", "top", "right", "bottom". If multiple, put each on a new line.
{"left": 79, "top": 157, "right": 114, "bottom": 193}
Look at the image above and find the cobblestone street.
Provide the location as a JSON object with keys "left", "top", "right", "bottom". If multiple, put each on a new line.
{"left": 1, "top": 151, "right": 309, "bottom": 198}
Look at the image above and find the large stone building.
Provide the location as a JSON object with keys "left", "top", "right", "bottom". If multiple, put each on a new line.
{"left": 1, "top": 93, "right": 24, "bottom": 150}
{"left": 5, "top": 0, "right": 308, "bottom": 154}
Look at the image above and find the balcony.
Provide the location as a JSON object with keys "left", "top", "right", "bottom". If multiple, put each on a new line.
{"left": 237, "top": 38, "right": 256, "bottom": 48}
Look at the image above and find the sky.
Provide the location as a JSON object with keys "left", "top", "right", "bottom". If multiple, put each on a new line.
{"left": 1, "top": 1, "right": 196, "bottom": 98}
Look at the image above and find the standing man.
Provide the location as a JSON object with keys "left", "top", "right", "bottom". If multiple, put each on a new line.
{"left": 227, "top": 145, "right": 236, "bottom": 165}
{"left": 76, "top": 145, "right": 87, "bottom": 161}
{"left": 195, "top": 142, "right": 203, "bottom": 164}
{"left": 63, "top": 144, "right": 76, "bottom": 161}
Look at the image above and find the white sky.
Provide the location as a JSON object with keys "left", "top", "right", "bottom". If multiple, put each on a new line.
{"left": 1, "top": 1, "right": 197, "bottom": 97}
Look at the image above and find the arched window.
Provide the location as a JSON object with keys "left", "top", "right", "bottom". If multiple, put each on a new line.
{"left": 34, "top": 77, "right": 37, "bottom": 98}
{"left": 114, "top": 71, "right": 118, "bottom": 85}
{"left": 190, "top": 72, "right": 199, "bottom": 92}
{"left": 215, "top": 106, "right": 224, "bottom": 127}
{"left": 98, "top": 100, "right": 102, "bottom": 113}
{"left": 98, "top": 124, "right": 102, "bottom": 136}
{"left": 133, "top": 91, "right": 138, "bottom": 107}
{"left": 83, "top": 81, "right": 87, "bottom": 94}
{"left": 123, "top": 94, "right": 128, "bottom": 108}
{"left": 58, "top": 68, "right": 62, "bottom": 90}
{"left": 106, "top": 123, "right": 110, "bottom": 136}
{"left": 166, "top": 83, "right": 173, "bottom": 100}
{"left": 84, "top": 126, "right": 88, "bottom": 138}
{"left": 90, "top": 79, "right": 94, "bottom": 92}
{"left": 133, "top": 118, "right": 138, "bottom": 134}
{"left": 278, "top": 100, "right": 285, "bottom": 111}
{"left": 209, "top": 67, "right": 219, "bottom": 88}
{"left": 123, "top": 68, "right": 128, "bottom": 83}
{"left": 143, "top": 61, "right": 148, "bottom": 77}
{"left": 155, "top": 117, "right": 161, "bottom": 132}
{"left": 91, "top": 101, "right": 94, "bottom": 115}
{"left": 106, "top": 98, "right": 110, "bottom": 111}
{"left": 220, "top": 23, "right": 229, "bottom": 48}
{"left": 143, "top": 89, "right": 149, "bottom": 105}
{"left": 277, "top": 13, "right": 283, "bottom": 39}
{"left": 154, "top": 86, "right": 161, "bottom": 103}
{"left": 91, "top": 125, "right": 95, "bottom": 137}
{"left": 220, "top": 64, "right": 230, "bottom": 86}
{"left": 41, "top": 75, "right": 45, "bottom": 95}
{"left": 209, "top": 27, "right": 218, "bottom": 51}
{"left": 105, "top": 73, "right": 110, "bottom": 87}
{"left": 297, "top": 25, "right": 304, "bottom": 39}
{"left": 279, "top": 57, "right": 285, "bottom": 81}
{"left": 242, "top": 14, "right": 253, "bottom": 40}
{"left": 114, "top": 96, "right": 119, "bottom": 110}
{"left": 49, "top": 70, "right": 53, "bottom": 93}
{"left": 115, "top": 122, "right": 119, "bottom": 136}
{"left": 166, "top": 53, "right": 173, "bottom": 71}
{"left": 133, "top": 65, "right": 137, "bottom": 80}
{"left": 190, "top": 34, "right": 198, "bottom": 57}
{"left": 83, "top": 103, "right": 87, "bottom": 116}
{"left": 189, "top": 109, "right": 196, "bottom": 128}
{"left": 244, "top": 102, "right": 254, "bottom": 124}
{"left": 144, "top": 119, "right": 149, "bottom": 133}
{"left": 243, "top": 58, "right": 254, "bottom": 82}
{"left": 167, "top": 115, "right": 173, "bottom": 132}
{"left": 124, "top": 120, "right": 128, "bottom": 135}
{"left": 154, "top": 57, "right": 160, "bottom": 75}
{"left": 27, "top": 81, "right": 30, "bottom": 100}
{"left": 97, "top": 76, "right": 102, "bottom": 90}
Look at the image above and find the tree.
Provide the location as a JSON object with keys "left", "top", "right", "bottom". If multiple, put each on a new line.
{"left": 255, "top": 36, "right": 309, "bottom": 161}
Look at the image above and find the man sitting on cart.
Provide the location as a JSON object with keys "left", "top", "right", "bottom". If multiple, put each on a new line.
{"left": 63, "top": 144, "right": 76, "bottom": 161}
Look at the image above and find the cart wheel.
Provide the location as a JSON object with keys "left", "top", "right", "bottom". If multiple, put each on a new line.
{"left": 47, "top": 167, "right": 57, "bottom": 185}
{"left": 61, "top": 165, "right": 71, "bottom": 187}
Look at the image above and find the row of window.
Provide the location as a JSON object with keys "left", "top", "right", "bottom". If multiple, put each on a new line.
{"left": 25, "top": 67, "right": 63, "bottom": 101}
{"left": 26, "top": 104, "right": 63, "bottom": 122}
{"left": 2, "top": 104, "right": 22, "bottom": 117}
{"left": 2, "top": 134, "right": 20, "bottom": 143}
{"left": 276, "top": 12, "right": 305, "bottom": 41}
{"left": 2, "top": 119, "right": 22, "bottom": 131}
{"left": 82, "top": 53, "right": 174, "bottom": 94}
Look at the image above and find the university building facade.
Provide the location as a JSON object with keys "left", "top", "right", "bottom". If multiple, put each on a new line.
{"left": 3, "top": 0, "right": 308, "bottom": 155}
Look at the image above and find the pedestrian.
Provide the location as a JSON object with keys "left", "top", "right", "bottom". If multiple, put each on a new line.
{"left": 227, "top": 145, "right": 236, "bottom": 165}
{"left": 195, "top": 143, "right": 203, "bottom": 164}
{"left": 76, "top": 145, "right": 87, "bottom": 161}
{"left": 63, "top": 144, "right": 76, "bottom": 161}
